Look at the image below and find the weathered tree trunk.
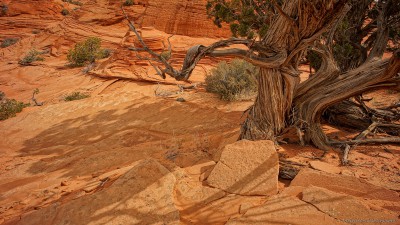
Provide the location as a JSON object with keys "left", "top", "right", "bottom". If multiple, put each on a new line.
{"left": 239, "top": 67, "right": 297, "bottom": 140}
{"left": 239, "top": 0, "right": 350, "bottom": 144}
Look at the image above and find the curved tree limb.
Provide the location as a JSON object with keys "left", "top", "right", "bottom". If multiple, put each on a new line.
{"left": 121, "top": 5, "right": 288, "bottom": 81}
{"left": 293, "top": 50, "right": 400, "bottom": 150}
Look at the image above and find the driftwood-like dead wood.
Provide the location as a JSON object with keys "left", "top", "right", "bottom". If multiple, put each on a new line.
{"left": 325, "top": 99, "right": 400, "bottom": 136}
{"left": 355, "top": 122, "right": 379, "bottom": 140}
{"left": 330, "top": 137, "right": 400, "bottom": 145}
{"left": 279, "top": 159, "right": 306, "bottom": 180}
{"left": 31, "top": 89, "right": 43, "bottom": 106}
{"left": 342, "top": 144, "right": 350, "bottom": 165}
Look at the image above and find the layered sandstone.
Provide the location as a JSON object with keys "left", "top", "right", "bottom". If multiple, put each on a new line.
{"left": 140, "top": 0, "right": 230, "bottom": 38}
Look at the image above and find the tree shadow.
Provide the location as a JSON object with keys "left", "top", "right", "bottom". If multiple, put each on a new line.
{"left": 4, "top": 97, "right": 397, "bottom": 224}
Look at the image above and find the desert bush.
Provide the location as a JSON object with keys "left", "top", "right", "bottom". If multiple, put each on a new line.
{"left": 0, "top": 91, "right": 30, "bottom": 120}
{"left": 61, "top": 8, "right": 70, "bottom": 16}
{"left": 124, "top": 0, "right": 135, "bottom": 6}
{"left": 1, "top": 38, "right": 19, "bottom": 48}
{"left": 67, "top": 37, "right": 111, "bottom": 67}
{"left": 205, "top": 59, "right": 258, "bottom": 101}
{"left": 64, "top": 92, "right": 90, "bottom": 101}
{"left": 19, "top": 49, "right": 45, "bottom": 66}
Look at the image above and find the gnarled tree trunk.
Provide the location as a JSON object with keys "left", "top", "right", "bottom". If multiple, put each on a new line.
{"left": 240, "top": 67, "right": 298, "bottom": 140}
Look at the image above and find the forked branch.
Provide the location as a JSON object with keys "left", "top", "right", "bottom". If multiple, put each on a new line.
{"left": 121, "top": 5, "right": 287, "bottom": 81}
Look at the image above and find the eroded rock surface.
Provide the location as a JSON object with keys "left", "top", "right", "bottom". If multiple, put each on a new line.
{"left": 5, "top": 159, "right": 179, "bottom": 225}
{"left": 206, "top": 140, "right": 279, "bottom": 196}
{"left": 291, "top": 169, "right": 400, "bottom": 202}
{"left": 302, "top": 186, "right": 399, "bottom": 225}
{"left": 226, "top": 195, "right": 347, "bottom": 225}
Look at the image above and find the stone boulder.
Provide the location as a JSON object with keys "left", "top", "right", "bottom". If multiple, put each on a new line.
{"left": 5, "top": 159, "right": 179, "bottom": 225}
{"left": 206, "top": 140, "right": 279, "bottom": 196}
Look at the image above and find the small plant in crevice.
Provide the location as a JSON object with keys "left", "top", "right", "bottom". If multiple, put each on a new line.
{"left": 0, "top": 91, "right": 30, "bottom": 121}
{"left": 97, "top": 48, "right": 111, "bottom": 59}
{"left": 205, "top": 59, "right": 258, "bottom": 101}
{"left": 0, "top": 4, "right": 8, "bottom": 16}
{"left": 123, "top": 0, "right": 135, "bottom": 6}
{"left": 67, "top": 37, "right": 111, "bottom": 67}
{"left": 64, "top": 92, "right": 90, "bottom": 101}
{"left": 31, "top": 88, "right": 43, "bottom": 106}
{"left": 1, "top": 38, "right": 19, "bottom": 48}
{"left": 61, "top": 8, "right": 70, "bottom": 16}
{"left": 19, "top": 49, "right": 45, "bottom": 66}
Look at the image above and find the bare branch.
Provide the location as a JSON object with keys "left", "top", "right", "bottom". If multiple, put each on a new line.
{"left": 121, "top": 6, "right": 288, "bottom": 81}
{"left": 342, "top": 144, "right": 350, "bottom": 165}
{"left": 329, "top": 137, "right": 400, "bottom": 145}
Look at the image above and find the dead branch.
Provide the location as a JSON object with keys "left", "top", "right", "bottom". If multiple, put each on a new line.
{"left": 341, "top": 144, "right": 350, "bottom": 165}
{"left": 31, "top": 88, "right": 43, "bottom": 106}
{"left": 121, "top": 5, "right": 288, "bottom": 81}
{"left": 296, "top": 126, "right": 305, "bottom": 146}
{"left": 354, "top": 122, "right": 378, "bottom": 140}
{"left": 329, "top": 137, "right": 400, "bottom": 145}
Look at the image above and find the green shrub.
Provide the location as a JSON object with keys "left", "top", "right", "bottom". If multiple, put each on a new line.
{"left": 64, "top": 92, "right": 90, "bottom": 101}
{"left": 124, "top": 0, "right": 135, "bottom": 6}
{"left": 1, "top": 38, "right": 19, "bottom": 48}
{"left": 205, "top": 59, "right": 258, "bottom": 101}
{"left": 19, "top": 49, "right": 45, "bottom": 66}
{"left": 0, "top": 91, "right": 30, "bottom": 120}
{"left": 61, "top": 8, "right": 70, "bottom": 16}
{"left": 67, "top": 37, "right": 110, "bottom": 67}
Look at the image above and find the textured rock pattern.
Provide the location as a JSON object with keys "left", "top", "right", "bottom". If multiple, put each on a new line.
{"left": 226, "top": 195, "right": 347, "bottom": 225}
{"left": 302, "top": 186, "right": 398, "bottom": 225}
{"left": 6, "top": 159, "right": 179, "bottom": 225}
{"left": 291, "top": 169, "right": 400, "bottom": 202}
{"left": 206, "top": 140, "right": 279, "bottom": 196}
{"left": 141, "top": 0, "right": 230, "bottom": 38}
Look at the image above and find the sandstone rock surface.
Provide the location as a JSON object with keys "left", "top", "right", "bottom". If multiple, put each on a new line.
{"left": 302, "top": 186, "right": 399, "bottom": 225}
{"left": 206, "top": 140, "right": 279, "bottom": 196}
{"left": 309, "top": 160, "right": 341, "bottom": 174}
{"left": 226, "top": 195, "right": 347, "bottom": 225}
{"left": 6, "top": 159, "right": 179, "bottom": 225}
{"left": 141, "top": 0, "right": 230, "bottom": 38}
{"left": 291, "top": 169, "right": 400, "bottom": 202}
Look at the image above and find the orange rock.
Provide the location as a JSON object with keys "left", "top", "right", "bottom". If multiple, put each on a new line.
{"left": 291, "top": 169, "right": 400, "bottom": 202}
{"left": 5, "top": 159, "right": 179, "bottom": 225}
{"left": 302, "top": 186, "right": 398, "bottom": 225}
{"left": 227, "top": 195, "right": 347, "bottom": 225}
{"left": 309, "top": 160, "right": 342, "bottom": 174}
{"left": 141, "top": 0, "right": 230, "bottom": 38}
{"left": 206, "top": 140, "right": 279, "bottom": 196}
